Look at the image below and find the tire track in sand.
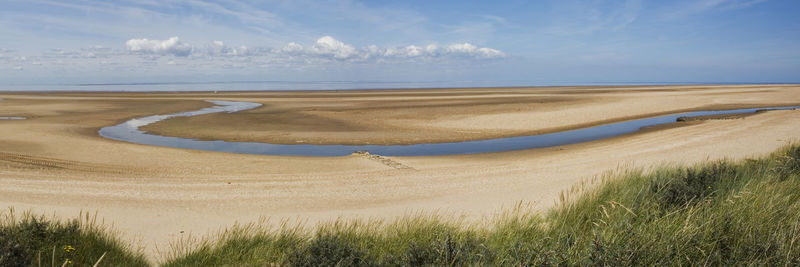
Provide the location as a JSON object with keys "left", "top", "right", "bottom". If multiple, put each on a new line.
{"left": 0, "top": 152, "right": 146, "bottom": 175}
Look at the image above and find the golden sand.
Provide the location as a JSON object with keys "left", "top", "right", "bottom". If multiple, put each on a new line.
{"left": 1, "top": 84, "right": 799, "bottom": 257}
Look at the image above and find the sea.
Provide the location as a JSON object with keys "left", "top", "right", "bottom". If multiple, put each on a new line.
{"left": 0, "top": 81, "right": 785, "bottom": 92}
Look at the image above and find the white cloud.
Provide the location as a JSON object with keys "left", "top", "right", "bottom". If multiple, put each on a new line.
{"left": 126, "top": 37, "right": 192, "bottom": 57}
{"left": 438, "top": 43, "right": 505, "bottom": 58}
{"left": 445, "top": 43, "right": 477, "bottom": 54}
{"left": 281, "top": 42, "right": 304, "bottom": 53}
{"left": 120, "top": 36, "right": 503, "bottom": 62}
{"left": 207, "top": 41, "right": 248, "bottom": 56}
{"left": 311, "top": 36, "right": 357, "bottom": 59}
{"left": 384, "top": 45, "right": 422, "bottom": 57}
{"left": 274, "top": 36, "right": 505, "bottom": 62}
{"left": 3, "top": 36, "right": 505, "bottom": 76}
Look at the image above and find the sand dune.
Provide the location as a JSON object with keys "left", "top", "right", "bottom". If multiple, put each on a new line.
{"left": 1, "top": 84, "right": 799, "bottom": 257}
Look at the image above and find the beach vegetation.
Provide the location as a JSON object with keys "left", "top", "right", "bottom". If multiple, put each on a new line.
{"left": 3, "top": 144, "right": 800, "bottom": 266}
{"left": 0, "top": 209, "right": 148, "bottom": 266}
{"left": 164, "top": 144, "right": 800, "bottom": 266}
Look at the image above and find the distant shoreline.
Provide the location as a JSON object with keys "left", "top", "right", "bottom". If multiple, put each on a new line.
{"left": 0, "top": 82, "right": 797, "bottom": 93}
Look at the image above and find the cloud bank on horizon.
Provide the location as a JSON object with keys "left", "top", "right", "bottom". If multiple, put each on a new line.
{"left": 124, "top": 36, "right": 504, "bottom": 60}
{"left": 0, "top": 0, "right": 798, "bottom": 85}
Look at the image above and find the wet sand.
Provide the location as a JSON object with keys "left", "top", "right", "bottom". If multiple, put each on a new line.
{"left": 142, "top": 85, "right": 800, "bottom": 145}
{"left": 1, "top": 84, "right": 799, "bottom": 259}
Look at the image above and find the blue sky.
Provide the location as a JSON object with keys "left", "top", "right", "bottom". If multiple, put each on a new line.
{"left": 0, "top": 0, "right": 798, "bottom": 87}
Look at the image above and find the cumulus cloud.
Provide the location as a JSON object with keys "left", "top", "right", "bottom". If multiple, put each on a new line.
{"left": 126, "top": 37, "right": 192, "bottom": 57}
{"left": 384, "top": 45, "right": 423, "bottom": 57}
{"left": 2, "top": 36, "right": 506, "bottom": 81}
{"left": 445, "top": 43, "right": 505, "bottom": 58}
{"left": 207, "top": 41, "right": 249, "bottom": 56}
{"left": 277, "top": 36, "right": 505, "bottom": 61}
{"left": 281, "top": 42, "right": 304, "bottom": 53}
{"left": 121, "top": 35, "right": 504, "bottom": 63}
{"left": 311, "top": 36, "right": 357, "bottom": 59}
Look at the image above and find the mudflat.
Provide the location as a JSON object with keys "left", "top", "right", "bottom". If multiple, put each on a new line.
{"left": 1, "top": 84, "right": 799, "bottom": 257}
{"left": 140, "top": 85, "right": 800, "bottom": 145}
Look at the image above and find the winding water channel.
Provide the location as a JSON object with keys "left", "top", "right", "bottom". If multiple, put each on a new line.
{"left": 98, "top": 101, "right": 798, "bottom": 156}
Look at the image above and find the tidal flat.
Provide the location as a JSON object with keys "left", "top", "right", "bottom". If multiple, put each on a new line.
{"left": 1, "top": 84, "right": 799, "bottom": 259}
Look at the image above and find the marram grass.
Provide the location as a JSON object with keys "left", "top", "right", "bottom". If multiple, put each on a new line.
{"left": 3, "top": 144, "right": 800, "bottom": 266}
{"left": 165, "top": 144, "right": 800, "bottom": 266}
{"left": 0, "top": 209, "right": 148, "bottom": 266}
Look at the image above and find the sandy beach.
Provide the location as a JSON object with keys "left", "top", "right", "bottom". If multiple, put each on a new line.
{"left": 1, "top": 84, "right": 799, "bottom": 258}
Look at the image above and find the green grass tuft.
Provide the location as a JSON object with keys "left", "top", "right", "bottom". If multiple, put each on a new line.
{"left": 0, "top": 209, "right": 149, "bottom": 266}
{"left": 163, "top": 143, "right": 800, "bottom": 266}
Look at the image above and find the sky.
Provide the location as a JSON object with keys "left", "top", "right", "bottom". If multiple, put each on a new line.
{"left": 0, "top": 0, "right": 799, "bottom": 89}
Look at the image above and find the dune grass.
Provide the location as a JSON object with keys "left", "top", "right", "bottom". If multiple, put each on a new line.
{"left": 3, "top": 144, "right": 799, "bottom": 266}
{"left": 0, "top": 209, "right": 149, "bottom": 266}
{"left": 163, "top": 144, "right": 800, "bottom": 266}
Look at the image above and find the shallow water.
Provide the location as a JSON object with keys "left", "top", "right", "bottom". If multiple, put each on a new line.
{"left": 99, "top": 101, "right": 799, "bottom": 156}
